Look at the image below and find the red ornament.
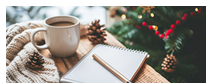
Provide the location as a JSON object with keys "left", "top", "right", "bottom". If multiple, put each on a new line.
{"left": 190, "top": 12, "right": 195, "bottom": 16}
{"left": 135, "top": 24, "right": 142, "bottom": 29}
{"left": 142, "top": 22, "right": 147, "bottom": 27}
{"left": 132, "top": 7, "right": 136, "bottom": 10}
{"left": 183, "top": 13, "right": 188, "bottom": 17}
{"left": 155, "top": 31, "right": 160, "bottom": 35}
{"left": 148, "top": 25, "right": 153, "bottom": 30}
{"left": 160, "top": 34, "right": 165, "bottom": 39}
{"left": 128, "top": 18, "right": 131, "bottom": 20}
{"left": 168, "top": 29, "right": 173, "bottom": 34}
{"left": 171, "top": 24, "right": 176, "bottom": 29}
{"left": 182, "top": 16, "right": 187, "bottom": 21}
{"left": 176, "top": 20, "right": 181, "bottom": 25}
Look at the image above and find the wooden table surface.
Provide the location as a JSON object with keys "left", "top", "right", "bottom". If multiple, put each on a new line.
{"left": 39, "top": 31, "right": 169, "bottom": 83}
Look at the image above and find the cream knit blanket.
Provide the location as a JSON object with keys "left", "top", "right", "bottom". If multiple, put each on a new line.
{"left": 6, "top": 21, "right": 59, "bottom": 83}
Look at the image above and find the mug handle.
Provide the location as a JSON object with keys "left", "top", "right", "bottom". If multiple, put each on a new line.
{"left": 31, "top": 28, "right": 49, "bottom": 49}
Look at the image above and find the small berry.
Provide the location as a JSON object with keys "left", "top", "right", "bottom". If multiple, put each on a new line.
{"left": 168, "top": 29, "right": 173, "bottom": 34}
{"left": 129, "top": 42, "right": 133, "bottom": 46}
{"left": 148, "top": 25, "right": 153, "bottom": 30}
{"left": 171, "top": 24, "right": 176, "bottom": 29}
{"left": 142, "top": 22, "right": 147, "bottom": 27}
{"left": 183, "top": 13, "right": 188, "bottom": 17}
{"left": 190, "top": 12, "right": 195, "bottom": 16}
{"left": 198, "top": 10, "right": 202, "bottom": 14}
{"left": 176, "top": 20, "right": 181, "bottom": 25}
{"left": 182, "top": 16, "right": 187, "bottom": 21}
{"left": 165, "top": 30, "right": 170, "bottom": 36}
{"left": 135, "top": 24, "right": 141, "bottom": 29}
{"left": 160, "top": 34, "right": 165, "bottom": 39}
{"left": 155, "top": 31, "right": 160, "bottom": 35}
{"left": 165, "top": 35, "right": 169, "bottom": 39}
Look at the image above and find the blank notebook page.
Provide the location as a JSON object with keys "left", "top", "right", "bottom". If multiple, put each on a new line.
{"left": 60, "top": 44, "right": 148, "bottom": 83}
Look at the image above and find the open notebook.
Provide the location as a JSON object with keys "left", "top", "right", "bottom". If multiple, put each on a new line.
{"left": 60, "top": 44, "right": 149, "bottom": 83}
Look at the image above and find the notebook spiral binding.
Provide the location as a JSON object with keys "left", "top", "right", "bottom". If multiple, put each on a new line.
{"left": 97, "top": 44, "right": 148, "bottom": 55}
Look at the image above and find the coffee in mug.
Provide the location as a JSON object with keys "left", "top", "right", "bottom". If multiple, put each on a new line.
{"left": 31, "top": 16, "right": 80, "bottom": 57}
{"left": 49, "top": 21, "right": 75, "bottom": 26}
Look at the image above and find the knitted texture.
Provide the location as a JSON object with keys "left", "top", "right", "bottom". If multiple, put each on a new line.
{"left": 6, "top": 21, "right": 59, "bottom": 83}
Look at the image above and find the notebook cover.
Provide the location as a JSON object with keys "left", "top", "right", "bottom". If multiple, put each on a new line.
{"left": 60, "top": 44, "right": 148, "bottom": 83}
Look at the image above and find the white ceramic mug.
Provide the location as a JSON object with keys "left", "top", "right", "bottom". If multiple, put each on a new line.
{"left": 31, "top": 16, "right": 80, "bottom": 57}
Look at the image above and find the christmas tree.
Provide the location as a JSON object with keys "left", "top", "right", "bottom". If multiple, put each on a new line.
{"left": 106, "top": 6, "right": 206, "bottom": 83}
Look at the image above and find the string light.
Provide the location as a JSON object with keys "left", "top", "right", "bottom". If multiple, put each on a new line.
{"left": 190, "top": 30, "right": 193, "bottom": 34}
{"left": 121, "top": 14, "right": 126, "bottom": 19}
{"left": 195, "top": 8, "right": 198, "bottom": 12}
{"left": 138, "top": 15, "right": 142, "bottom": 19}
{"left": 152, "top": 25, "right": 158, "bottom": 31}
{"left": 150, "top": 13, "right": 154, "bottom": 17}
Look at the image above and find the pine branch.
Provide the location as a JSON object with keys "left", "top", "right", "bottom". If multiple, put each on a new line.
{"left": 165, "top": 26, "right": 192, "bottom": 53}
{"left": 120, "top": 27, "right": 137, "bottom": 39}
{"left": 165, "top": 35, "right": 185, "bottom": 53}
{"left": 153, "top": 8, "right": 172, "bottom": 24}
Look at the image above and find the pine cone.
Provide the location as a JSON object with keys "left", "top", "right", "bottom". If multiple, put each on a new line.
{"left": 88, "top": 19, "right": 107, "bottom": 44}
{"left": 109, "top": 6, "right": 118, "bottom": 17}
{"left": 26, "top": 52, "right": 45, "bottom": 70}
{"left": 161, "top": 54, "right": 177, "bottom": 73}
